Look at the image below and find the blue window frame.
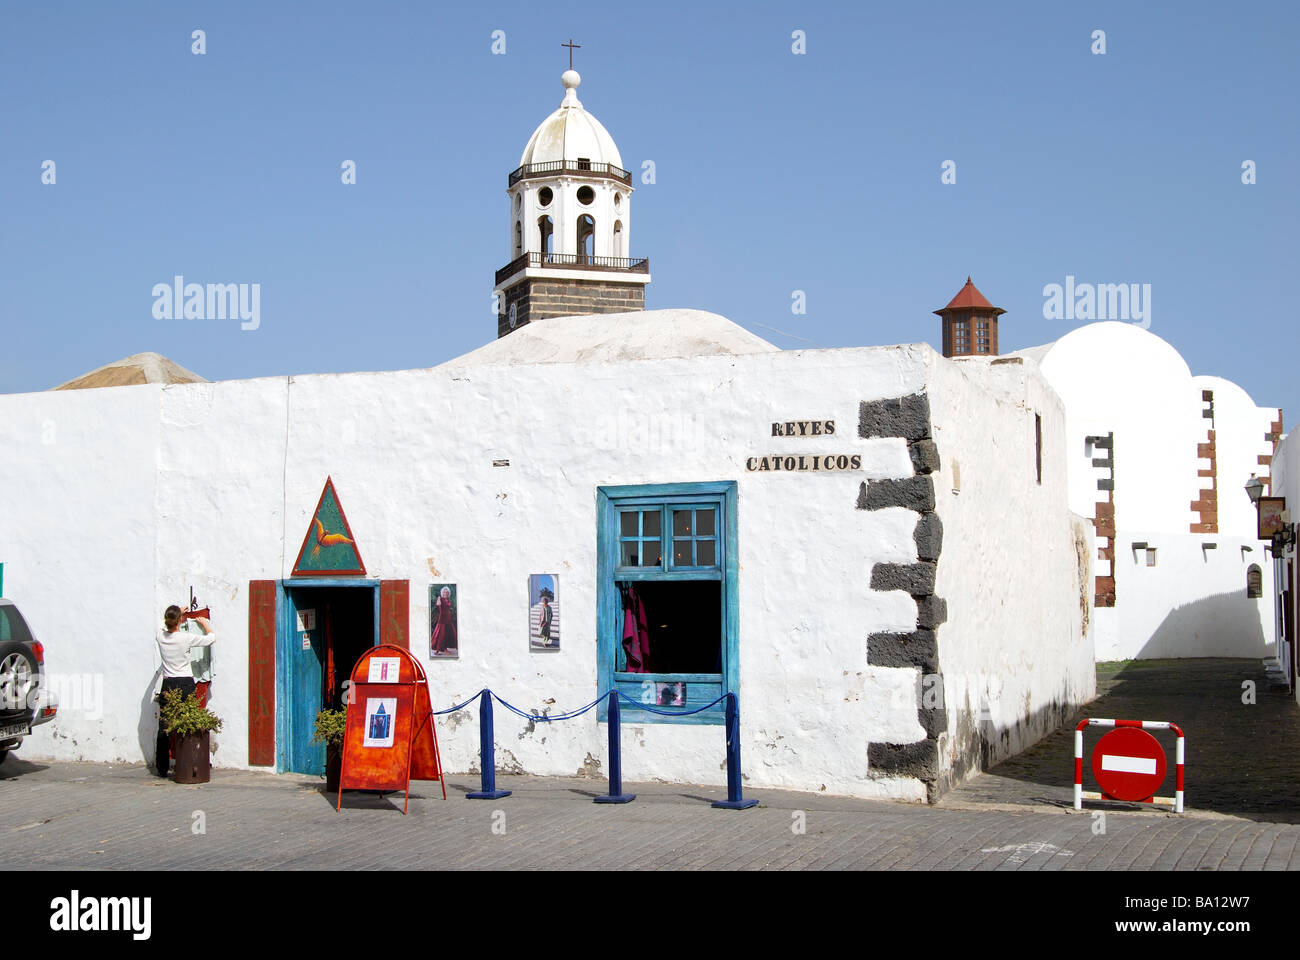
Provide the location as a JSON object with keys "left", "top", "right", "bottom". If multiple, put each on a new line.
{"left": 597, "top": 482, "right": 738, "bottom": 725}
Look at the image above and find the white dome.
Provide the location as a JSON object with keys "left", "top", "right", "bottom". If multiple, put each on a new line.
{"left": 441, "top": 310, "right": 777, "bottom": 367}
{"left": 519, "top": 70, "right": 624, "bottom": 170}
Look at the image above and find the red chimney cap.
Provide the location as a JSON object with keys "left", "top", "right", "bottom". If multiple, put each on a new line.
{"left": 934, "top": 276, "right": 1006, "bottom": 317}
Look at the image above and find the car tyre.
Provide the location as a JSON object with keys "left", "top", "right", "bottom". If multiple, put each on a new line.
{"left": 0, "top": 641, "right": 39, "bottom": 719}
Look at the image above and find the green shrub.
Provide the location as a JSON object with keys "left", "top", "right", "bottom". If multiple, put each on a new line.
{"left": 160, "top": 689, "right": 223, "bottom": 736}
{"left": 311, "top": 708, "right": 347, "bottom": 747}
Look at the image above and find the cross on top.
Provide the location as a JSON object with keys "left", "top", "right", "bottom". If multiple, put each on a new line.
{"left": 562, "top": 38, "right": 581, "bottom": 70}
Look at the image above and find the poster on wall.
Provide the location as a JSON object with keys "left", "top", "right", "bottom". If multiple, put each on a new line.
{"left": 528, "top": 574, "right": 559, "bottom": 651}
{"left": 363, "top": 698, "right": 397, "bottom": 748}
{"left": 1258, "top": 497, "right": 1287, "bottom": 539}
{"left": 430, "top": 584, "right": 459, "bottom": 659}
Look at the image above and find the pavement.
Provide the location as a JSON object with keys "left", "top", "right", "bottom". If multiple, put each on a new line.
{"left": 2, "top": 658, "right": 1297, "bottom": 871}
{"left": 938, "top": 658, "right": 1300, "bottom": 824}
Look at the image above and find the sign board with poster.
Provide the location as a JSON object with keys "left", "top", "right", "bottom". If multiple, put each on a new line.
{"left": 1258, "top": 497, "right": 1286, "bottom": 539}
{"left": 337, "top": 645, "right": 445, "bottom": 813}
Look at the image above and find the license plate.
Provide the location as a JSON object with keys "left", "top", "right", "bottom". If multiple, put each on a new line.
{"left": 0, "top": 722, "right": 29, "bottom": 740}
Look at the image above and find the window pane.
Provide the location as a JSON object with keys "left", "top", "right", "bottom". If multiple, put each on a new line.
{"left": 643, "top": 510, "right": 661, "bottom": 536}
{"left": 673, "top": 539, "right": 692, "bottom": 565}
{"left": 620, "top": 512, "right": 638, "bottom": 536}
{"left": 621, "top": 542, "right": 640, "bottom": 567}
{"left": 696, "top": 540, "right": 716, "bottom": 567}
{"left": 646, "top": 543, "right": 662, "bottom": 566}
{"left": 696, "top": 510, "right": 715, "bottom": 536}
{"left": 673, "top": 510, "right": 691, "bottom": 535}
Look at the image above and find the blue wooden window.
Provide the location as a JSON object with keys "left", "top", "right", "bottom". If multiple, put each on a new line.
{"left": 597, "top": 482, "right": 738, "bottom": 725}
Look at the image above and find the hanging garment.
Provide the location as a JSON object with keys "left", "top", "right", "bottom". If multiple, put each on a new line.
{"left": 621, "top": 585, "right": 652, "bottom": 673}
{"left": 324, "top": 601, "right": 337, "bottom": 708}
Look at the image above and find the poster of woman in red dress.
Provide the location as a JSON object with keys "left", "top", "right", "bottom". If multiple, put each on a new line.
{"left": 429, "top": 584, "right": 458, "bottom": 658}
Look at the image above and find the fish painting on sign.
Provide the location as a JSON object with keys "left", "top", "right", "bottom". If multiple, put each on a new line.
{"left": 430, "top": 584, "right": 458, "bottom": 659}
{"left": 528, "top": 574, "right": 559, "bottom": 652}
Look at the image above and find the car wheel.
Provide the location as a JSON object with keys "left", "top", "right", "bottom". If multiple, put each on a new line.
{"left": 0, "top": 642, "right": 38, "bottom": 716}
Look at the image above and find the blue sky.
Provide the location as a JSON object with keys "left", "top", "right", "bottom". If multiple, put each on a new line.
{"left": 2, "top": 1, "right": 1297, "bottom": 417}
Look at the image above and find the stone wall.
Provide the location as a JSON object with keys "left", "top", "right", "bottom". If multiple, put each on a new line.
{"left": 499, "top": 278, "right": 645, "bottom": 338}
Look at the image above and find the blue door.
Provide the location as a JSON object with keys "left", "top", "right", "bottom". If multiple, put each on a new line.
{"left": 277, "top": 580, "right": 381, "bottom": 774}
{"left": 280, "top": 587, "right": 327, "bottom": 774}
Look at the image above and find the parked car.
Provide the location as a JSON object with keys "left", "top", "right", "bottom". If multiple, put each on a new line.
{"left": 0, "top": 599, "right": 57, "bottom": 763}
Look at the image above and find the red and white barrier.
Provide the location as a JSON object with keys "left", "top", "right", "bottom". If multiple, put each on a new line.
{"left": 1073, "top": 718, "right": 1184, "bottom": 814}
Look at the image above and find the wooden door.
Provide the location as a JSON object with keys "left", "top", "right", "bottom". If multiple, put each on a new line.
{"left": 248, "top": 581, "right": 276, "bottom": 766}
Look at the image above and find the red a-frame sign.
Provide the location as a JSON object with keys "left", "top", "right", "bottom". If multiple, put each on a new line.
{"left": 337, "top": 645, "right": 445, "bottom": 813}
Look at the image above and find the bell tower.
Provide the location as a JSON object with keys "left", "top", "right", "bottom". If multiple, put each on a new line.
{"left": 493, "top": 61, "right": 650, "bottom": 338}
{"left": 934, "top": 277, "right": 1005, "bottom": 358}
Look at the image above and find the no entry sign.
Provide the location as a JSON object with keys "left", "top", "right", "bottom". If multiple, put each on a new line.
{"left": 1091, "top": 727, "right": 1167, "bottom": 801}
{"left": 1073, "top": 718, "right": 1185, "bottom": 813}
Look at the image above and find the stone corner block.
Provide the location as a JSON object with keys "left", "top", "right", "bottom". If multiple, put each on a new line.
{"left": 915, "top": 595, "right": 948, "bottom": 629}
{"left": 870, "top": 561, "right": 937, "bottom": 597}
{"left": 859, "top": 394, "right": 932, "bottom": 441}
{"left": 857, "top": 476, "right": 935, "bottom": 512}
{"left": 868, "top": 738, "right": 939, "bottom": 780}
{"left": 913, "top": 513, "right": 943, "bottom": 560}
{"left": 867, "top": 629, "right": 938, "bottom": 673}
{"left": 908, "top": 438, "right": 940, "bottom": 475}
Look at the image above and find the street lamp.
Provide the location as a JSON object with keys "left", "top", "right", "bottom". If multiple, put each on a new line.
{"left": 1245, "top": 474, "right": 1264, "bottom": 503}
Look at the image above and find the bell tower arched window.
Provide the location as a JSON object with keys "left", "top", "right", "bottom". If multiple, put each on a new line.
{"left": 577, "top": 215, "right": 595, "bottom": 263}
{"left": 613, "top": 220, "right": 624, "bottom": 258}
{"left": 538, "top": 216, "right": 554, "bottom": 259}
{"left": 514, "top": 221, "right": 522, "bottom": 258}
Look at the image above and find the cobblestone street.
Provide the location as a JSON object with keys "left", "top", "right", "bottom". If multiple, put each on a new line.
{"left": 941, "top": 658, "right": 1300, "bottom": 823}
{"left": 4, "top": 659, "right": 1296, "bottom": 873}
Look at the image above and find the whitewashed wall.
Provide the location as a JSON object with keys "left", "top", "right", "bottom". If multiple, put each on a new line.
{"left": 1033, "top": 322, "right": 1278, "bottom": 661}
{"left": 927, "top": 356, "right": 1096, "bottom": 781}
{"left": 1, "top": 332, "right": 1091, "bottom": 800}
{"left": 0, "top": 385, "right": 162, "bottom": 762}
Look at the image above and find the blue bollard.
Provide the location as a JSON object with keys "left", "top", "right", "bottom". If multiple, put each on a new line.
{"left": 466, "top": 690, "right": 512, "bottom": 800}
{"left": 594, "top": 691, "right": 635, "bottom": 804}
{"left": 712, "top": 692, "right": 758, "bottom": 809}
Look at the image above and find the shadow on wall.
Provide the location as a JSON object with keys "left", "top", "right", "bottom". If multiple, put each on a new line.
{"left": 1138, "top": 589, "right": 1269, "bottom": 659}
{"left": 935, "top": 687, "right": 1081, "bottom": 801}
{"left": 136, "top": 668, "right": 162, "bottom": 769}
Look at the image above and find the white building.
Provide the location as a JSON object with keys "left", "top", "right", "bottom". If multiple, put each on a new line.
{"left": 0, "top": 70, "right": 1096, "bottom": 803}
{"left": 1014, "top": 322, "right": 1282, "bottom": 662}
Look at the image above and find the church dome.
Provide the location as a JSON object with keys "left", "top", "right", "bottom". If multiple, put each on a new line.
{"left": 519, "top": 70, "right": 624, "bottom": 170}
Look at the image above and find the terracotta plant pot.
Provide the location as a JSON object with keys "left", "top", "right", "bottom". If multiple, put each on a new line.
{"left": 325, "top": 742, "right": 342, "bottom": 793}
{"left": 173, "top": 732, "right": 211, "bottom": 784}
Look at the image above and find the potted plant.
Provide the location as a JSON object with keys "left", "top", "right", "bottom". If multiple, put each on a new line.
{"left": 160, "top": 689, "right": 223, "bottom": 784}
{"left": 312, "top": 708, "right": 347, "bottom": 792}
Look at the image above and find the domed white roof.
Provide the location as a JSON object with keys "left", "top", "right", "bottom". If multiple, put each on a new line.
{"left": 440, "top": 309, "right": 778, "bottom": 367}
{"left": 519, "top": 70, "right": 623, "bottom": 170}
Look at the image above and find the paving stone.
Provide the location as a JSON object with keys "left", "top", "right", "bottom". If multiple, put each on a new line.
{"left": 3, "top": 657, "right": 1300, "bottom": 873}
